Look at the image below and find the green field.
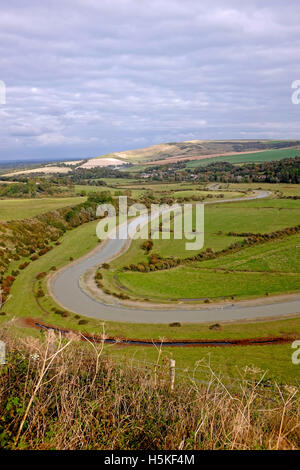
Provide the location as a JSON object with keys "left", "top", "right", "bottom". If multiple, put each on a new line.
{"left": 0, "top": 196, "right": 85, "bottom": 220}
{"left": 227, "top": 183, "right": 300, "bottom": 197}
{"left": 120, "top": 182, "right": 207, "bottom": 192}
{"left": 116, "top": 266, "right": 300, "bottom": 301}
{"left": 101, "top": 196, "right": 300, "bottom": 302}
{"left": 172, "top": 190, "right": 241, "bottom": 199}
{"left": 74, "top": 184, "right": 146, "bottom": 198}
{"left": 109, "top": 197, "right": 300, "bottom": 265}
{"left": 186, "top": 148, "right": 300, "bottom": 167}
{"left": 200, "top": 234, "right": 300, "bottom": 272}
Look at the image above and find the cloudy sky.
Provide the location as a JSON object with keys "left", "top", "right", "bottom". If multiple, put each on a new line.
{"left": 0, "top": 0, "right": 300, "bottom": 162}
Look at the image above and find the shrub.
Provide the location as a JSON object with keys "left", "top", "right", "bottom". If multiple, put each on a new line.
{"left": 36, "top": 288, "right": 45, "bottom": 298}
{"left": 141, "top": 240, "right": 153, "bottom": 252}
{"left": 36, "top": 272, "right": 47, "bottom": 280}
{"left": 19, "top": 262, "right": 30, "bottom": 270}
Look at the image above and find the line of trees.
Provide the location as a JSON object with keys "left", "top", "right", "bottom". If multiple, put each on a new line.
{"left": 123, "top": 224, "right": 300, "bottom": 273}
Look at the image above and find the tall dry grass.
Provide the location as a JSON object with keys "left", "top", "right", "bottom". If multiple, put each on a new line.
{"left": 0, "top": 323, "right": 299, "bottom": 450}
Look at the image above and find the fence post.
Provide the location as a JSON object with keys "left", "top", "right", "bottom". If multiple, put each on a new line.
{"left": 170, "top": 359, "right": 176, "bottom": 391}
{"left": 0, "top": 340, "right": 5, "bottom": 365}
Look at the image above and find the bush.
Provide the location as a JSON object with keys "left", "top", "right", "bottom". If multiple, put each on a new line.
{"left": 36, "top": 288, "right": 45, "bottom": 298}
{"left": 36, "top": 272, "right": 47, "bottom": 280}
{"left": 19, "top": 262, "right": 30, "bottom": 270}
{"left": 141, "top": 240, "right": 153, "bottom": 252}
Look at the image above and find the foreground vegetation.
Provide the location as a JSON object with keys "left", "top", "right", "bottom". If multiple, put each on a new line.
{"left": 0, "top": 326, "right": 299, "bottom": 450}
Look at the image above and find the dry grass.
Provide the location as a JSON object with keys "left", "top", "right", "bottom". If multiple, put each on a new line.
{"left": 0, "top": 323, "right": 299, "bottom": 450}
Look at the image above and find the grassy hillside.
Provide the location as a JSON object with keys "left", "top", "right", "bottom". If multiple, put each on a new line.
{"left": 96, "top": 140, "right": 300, "bottom": 164}
{"left": 0, "top": 196, "right": 85, "bottom": 221}
{"left": 187, "top": 148, "right": 300, "bottom": 167}
{"left": 116, "top": 264, "right": 300, "bottom": 301}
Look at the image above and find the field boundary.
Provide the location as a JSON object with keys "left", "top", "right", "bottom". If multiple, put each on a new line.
{"left": 22, "top": 317, "right": 300, "bottom": 348}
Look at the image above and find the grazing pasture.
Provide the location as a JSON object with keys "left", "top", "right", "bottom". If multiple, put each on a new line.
{"left": 101, "top": 196, "right": 300, "bottom": 302}
{"left": 186, "top": 148, "right": 300, "bottom": 167}
{"left": 0, "top": 196, "right": 85, "bottom": 220}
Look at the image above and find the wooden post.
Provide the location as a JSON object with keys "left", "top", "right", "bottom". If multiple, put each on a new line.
{"left": 170, "top": 359, "right": 176, "bottom": 391}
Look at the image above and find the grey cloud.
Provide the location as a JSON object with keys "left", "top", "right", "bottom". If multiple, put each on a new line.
{"left": 0, "top": 0, "right": 300, "bottom": 161}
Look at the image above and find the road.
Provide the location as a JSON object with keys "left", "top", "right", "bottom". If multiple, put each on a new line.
{"left": 51, "top": 190, "right": 300, "bottom": 324}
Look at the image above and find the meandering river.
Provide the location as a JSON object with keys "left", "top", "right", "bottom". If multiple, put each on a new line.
{"left": 51, "top": 190, "right": 300, "bottom": 323}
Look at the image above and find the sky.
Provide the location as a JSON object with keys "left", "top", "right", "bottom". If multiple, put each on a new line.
{"left": 0, "top": 0, "right": 300, "bottom": 162}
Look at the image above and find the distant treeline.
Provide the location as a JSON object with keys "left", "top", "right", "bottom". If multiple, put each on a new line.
{"left": 122, "top": 223, "right": 300, "bottom": 274}
{"left": 142, "top": 157, "right": 300, "bottom": 183}
{"left": 0, "top": 181, "right": 73, "bottom": 198}
{"left": 68, "top": 166, "right": 131, "bottom": 183}
{"left": 4, "top": 166, "right": 134, "bottom": 190}
{"left": 193, "top": 157, "right": 300, "bottom": 183}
